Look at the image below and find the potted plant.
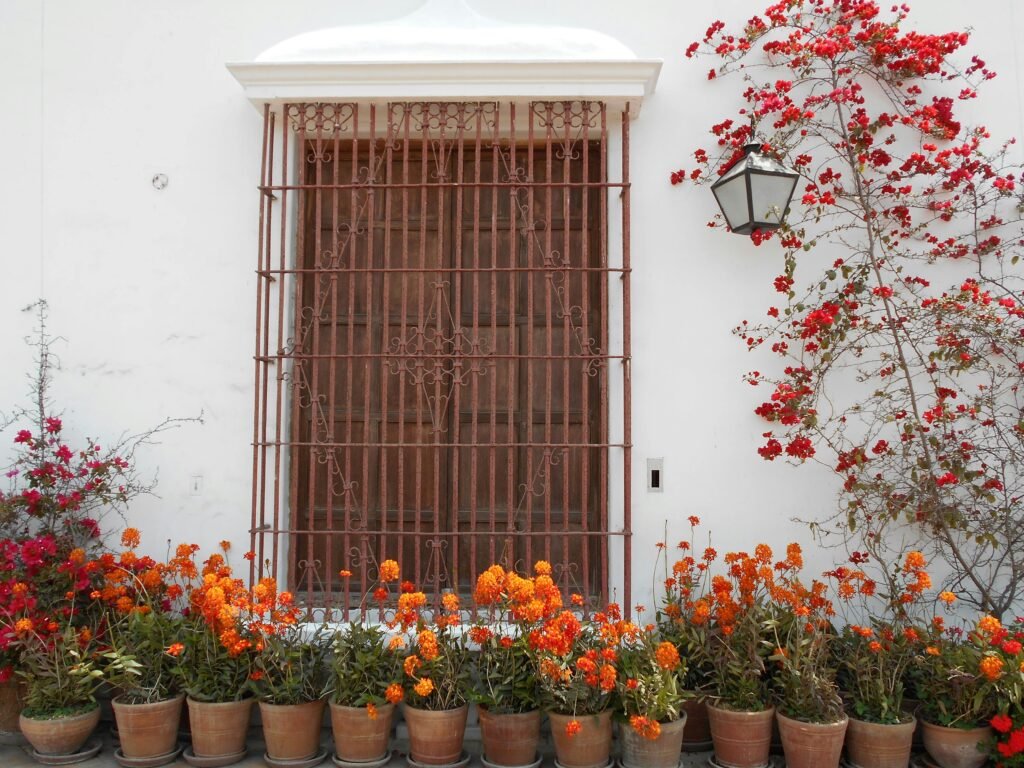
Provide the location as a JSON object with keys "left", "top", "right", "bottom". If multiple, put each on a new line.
{"left": 471, "top": 562, "right": 560, "bottom": 768}
{"left": 531, "top": 588, "right": 622, "bottom": 768}
{"left": 656, "top": 517, "right": 715, "bottom": 750}
{"left": 983, "top": 616, "right": 1024, "bottom": 767}
{"left": 176, "top": 544, "right": 256, "bottom": 766}
{"left": 699, "top": 545, "right": 779, "bottom": 768}
{"left": 616, "top": 622, "right": 688, "bottom": 768}
{"left": 328, "top": 620, "right": 403, "bottom": 764}
{"left": 768, "top": 562, "right": 847, "bottom": 768}
{"left": 16, "top": 624, "right": 105, "bottom": 759}
{"left": 100, "top": 529, "right": 187, "bottom": 766}
{"left": 397, "top": 587, "right": 471, "bottom": 767}
{"left": 913, "top": 615, "right": 1004, "bottom": 768}
{"left": 829, "top": 551, "right": 933, "bottom": 768}
{"left": 247, "top": 579, "right": 329, "bottom": 766}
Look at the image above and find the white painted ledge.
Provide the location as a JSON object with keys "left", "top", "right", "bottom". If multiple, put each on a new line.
{"left": 226, "top": 59, "right": 662, "bottom": 118}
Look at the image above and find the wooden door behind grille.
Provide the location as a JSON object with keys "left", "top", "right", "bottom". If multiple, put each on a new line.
{"left": 281, "top": 103, "right": 613, "bottom": 612}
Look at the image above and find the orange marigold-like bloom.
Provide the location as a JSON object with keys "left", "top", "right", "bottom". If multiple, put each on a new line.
{"left": 69, "top": 547, "right": 86, "bottom": 565}
{"left": 388, "top": 636, "right": 406, "bottom": 651}
{"left": 903, "top": 551, "right": 926, "bottom": 572}
{"left": 654, "top": 642, "right": 680, "bottom": 671}
{"left": 13, "top": 618, "right": 33, "bottom": 634}
{"left": 868, "top": 641, "right": 882, "bottom": 653}
{"left": 404, "top": 655, "right": 422, "bottom": 676}
{"left": 166, "top": 643, "right": 185, "bottom": 657}
{"left": 785, "top": 543, "right": 803, "bottom": 569}
{"left": 534, "top": 560, "right": 552, "bottom": 576}
{"left": 379, "top": 560, "right": 400, "bottom": 582}
{"left": 219, "top": 540, "right": 231, "bottom": 552}
{"left": 121, "top": 527, "right": 141, "bottom": 549}
{"left": 978, "top": 615, "right": 1002, "bottom": 636}
{"left": 565, "top": 720, "right": 582, "bottom": 738}
{"left": 413, "top": 678, "right": 434, "bottom": 697}
{"left": 339, "top": 569, "right": 353, "bottom": 578}
{"left": 980, "top": 655, "right": 1004, "bottom": 681}
{"left": 469, "top": 626, "right": 493, "bottom": 645}
{"left": 629, "top": 715, "right": 661, "bottom": 740}
{"left": 366, "top": 702, "right": 378, "bottom": 720}
{"left": 599, "top": 663, "right": 616, "bottom": 692}
{"left": 938, "top": 591, "right": 957, "bottom": 605}
{"left": 442, "top": 592, "right": 460, "bottom": 612}
{"left": 925, "top": 646, "right": 940, "bottom": 656}
{"left": 385, "top": 683, "right": 404, "bottom": 704}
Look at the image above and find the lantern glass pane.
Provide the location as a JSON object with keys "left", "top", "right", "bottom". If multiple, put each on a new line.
{"left": 713, "top": 174, "right": 751, "bottom": 231}
{"left": 751, "top": 173, "right": 799, "bottom": 226}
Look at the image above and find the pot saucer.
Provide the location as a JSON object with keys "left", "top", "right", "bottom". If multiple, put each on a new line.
{"left": 407, "top": 750, "right": 472, "bottom": 768}
{"left": 482, "top": 752, "right": 543, "bottom": 768}
{"left": 114, "top": 744, "right": 185, "bottom": 768}
{"left": 707, "top": 756, "right": 782, "bottom": 768}
{"left": 30, "top": 737, "right": 102, "bottom": 765}
{"left": 554, "top": 758, "right": 614, "bottom": 768}
{"left": 683, "top": 740, "right": 714, "bottom": 753}
{"left": 333, "top": 751, "right": 393, "bottom": 768}
{"left": 263, "top": 748, "right": 329, "bottom": 768}
{"left": 183, "top": 744, "right": 249, "bottom": 767}
{"left": 619, "top": 759, "right": 684, "bottom": 768}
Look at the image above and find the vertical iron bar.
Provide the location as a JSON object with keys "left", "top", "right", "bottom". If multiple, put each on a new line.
{"left": 524, "top": 105, "right": 535, "bottom": 572}
{"left": 251, "top": 103, "right": 271, "bottom": 586}
{"left": 305, "top": 109, "right": 325, "bottom": 609}
{"left": 543, "top": 104, "right": 555, "bottom": 571}
{"left": 580, "top": 102, "right": 592, "bottom": 601}
{"left": 560, "top": 104, "right": 572, "bottom": 596}
{"left": 450, "top": 106, "right": 464, "bottom": 593}
{"left": 598, "top": 105, "right": 609, "bottom": 604}
{"left": 281, "top": 104, "right": 297, "bottom": 590}
{"left": 344, "top": 107, "right": 359, "bottom": 603}
{"left": 505, "top": 104, "right": 517, "bottom": 569}
{"left": 621, "top": 107, "right": 632, "bottom": 616}
{"left": 326, "top": 108, "right": 341, "bottom": 617}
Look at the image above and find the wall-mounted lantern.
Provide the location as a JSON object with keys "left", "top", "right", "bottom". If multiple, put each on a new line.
{"left": 711, "top": 143, "right": 799, "bottom": 235}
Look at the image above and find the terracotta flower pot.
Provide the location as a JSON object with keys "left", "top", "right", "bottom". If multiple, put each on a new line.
{"left": 0, "top": 678, "right": 25, "bottom": 745}
{"left": 548, "top": 710, "right": 613, "bottom": 768}
{"left": 112, "top": 693, "right": 185, "bottom": 759}
{"left": 619, "top": 715, "right": 687, "bottom": 768}
{"left": 403, "top": 703, "right": 468, "bottom": 765}
{"left": 920, "top": 720, "right": 993, "bottom": 768}
{"left": 187, "top": 696, "right": 254, "bottom": 761}
{"left": 706, "top": 703, "right": 774, "bottom": 768}
{"left": 845, "top": 715, "right": 916, "bottom": 768}
{"left": 19, "top": 704, "right": 100, "bottom": 756}
{"left": 330, "top": 701, "right": 394, "bottom": 762}
{"left": 259, "top": 699, "right": 326, "bottom": 762}
{"left": 680, "top": 696, "right": 711, "bottom": 750}
{"left": 776, "top": 711, "right": 848, "bottom": 768}
{"left": 478, "top": 707, "right": 540, "bottom": 767}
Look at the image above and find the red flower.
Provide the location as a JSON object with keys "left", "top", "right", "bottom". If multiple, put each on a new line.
{"left": 991, "top": 713, "right": 1013, "bottom": 734}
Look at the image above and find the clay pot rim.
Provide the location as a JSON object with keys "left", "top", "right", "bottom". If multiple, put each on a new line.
{"left": 19, "top": 701, "right": 100, "bottom": 721}
{"left": 478, "top": 705, "right": 541, "bottom": 717}
{"left": 845, "top": 711, "right": 916, "bottom": 727}
{"left": 402, "top": 702, "right": 469, "bottom": 714}
{"left": 329, "top": 700, "right": 395, "bottom": 710}
{"left": 258, "top": 698, "right": 326, "bottom": 709}
{"left": 186, "top": 694, "right": 256, "bottom": 706}
{"left": 919, "top": 718, "right": 993, "bottom": 732}
{"left": 112, "top": 692, "right": 186, "bottom": 707}
{"left": 776, "top": 711, "right": 849, "bottom": 728}
{"left": 706, "top": 702, "right": 775, "bottom": 715}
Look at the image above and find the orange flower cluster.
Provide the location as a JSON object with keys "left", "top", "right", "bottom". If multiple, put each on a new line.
{"left": 474, "top": 562, "right": 563, "bottom": 624}
{"left": 187, "top": 548, "right": 253, "bottom": 658}
{"left": 629, "top": 715, "right": 661, "bottom": 740}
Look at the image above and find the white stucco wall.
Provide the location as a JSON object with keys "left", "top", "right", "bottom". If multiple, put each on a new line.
{"left": 1, "top": 0, "right": 1023, "bottom": 609}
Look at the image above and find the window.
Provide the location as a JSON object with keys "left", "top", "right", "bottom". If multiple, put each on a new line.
{"left": 251, "top": 101, "right": 631, "bottom": 617}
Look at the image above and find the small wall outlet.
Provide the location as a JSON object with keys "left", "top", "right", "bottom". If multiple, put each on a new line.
{"left": 647, "top": 458, "right": 664, "bottom": 492}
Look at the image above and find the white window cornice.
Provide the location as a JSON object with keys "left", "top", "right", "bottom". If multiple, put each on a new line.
{"left": 226, "top": 58, "right": 662, "bottom": 118}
